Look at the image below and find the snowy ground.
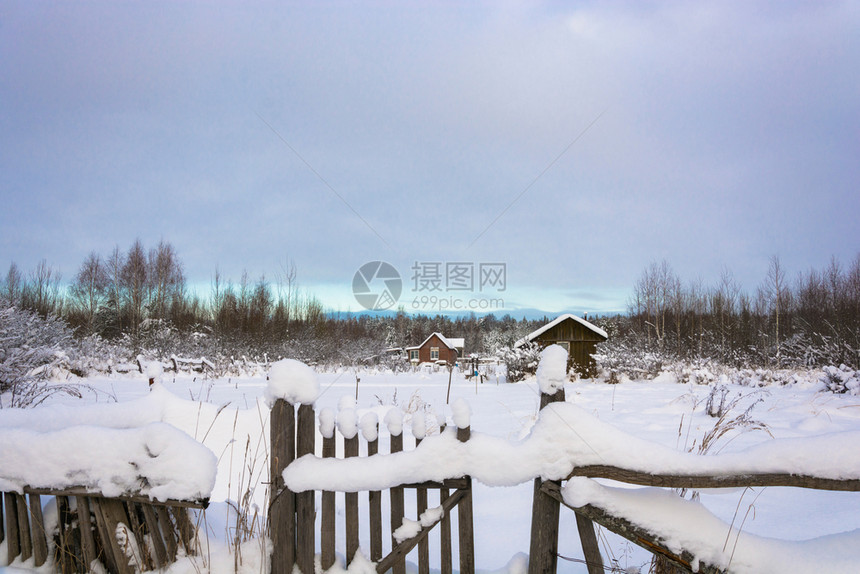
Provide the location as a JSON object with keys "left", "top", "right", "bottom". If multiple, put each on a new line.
{"left": 3, "top": 364, "right": 860, "bottom": 573}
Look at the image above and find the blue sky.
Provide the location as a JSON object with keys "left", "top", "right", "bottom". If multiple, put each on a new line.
{"left": 2, "top": 1, "right": 858, "bottom": 315}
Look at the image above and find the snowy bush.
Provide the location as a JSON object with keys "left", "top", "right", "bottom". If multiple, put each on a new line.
{"left": 499, "top": 342, "right": 541, "bottom": 383}
{"left": 593, "top": 334, "right": 666, "bottom": 381}
{"left": 820, "top": 365, "right": 860, "bottom": 395}
{"left": 0, "top": 300, "right": 80, "bottom": 407}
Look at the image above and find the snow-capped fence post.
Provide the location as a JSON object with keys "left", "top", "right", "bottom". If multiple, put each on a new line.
{"left": 320, "top": 408, "right": 337, "bottom": 570}
{"left": 528, "top": 345, "right": 607, "bottom": 574}
{"left": 296, "top": 403, "right": 316, "bottom": 573}
{"left": 363, "top": 412, "right": 383, "bottom": 563}
{"left": 267, "top": 359, "right": 319, "bottom": 574}
{"left": 269, "top": 397, "right": 296, "bottom": 573}
{"left": 454, "top": 403, "right": 475, "bottom": 574}
{"left": 339, "top": 402, "right": 361, "bottom": 565}
{"left": 386, "top": 408, "right": 407, "bottom": 574}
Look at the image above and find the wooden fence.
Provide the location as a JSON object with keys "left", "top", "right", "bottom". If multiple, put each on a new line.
{"left": 527, "top": 387, "right": 860, "bottom": 574}
{"left": 269, "top": 399, "right": 474, "bottom": 574}
{"left": 1, "top": 487, "right": 207, "bottom": 574}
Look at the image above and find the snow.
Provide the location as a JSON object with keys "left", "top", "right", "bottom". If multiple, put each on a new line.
{"left": 265, "top": 358, "right": 319, "bottom": 404}
{"left": 412, "top": 410, "right": 426, "bottom": 440}
{"left": 5, "top": 357, "right": 860, "bottom": 573}
{"left": 319, "top": 407, "right": 336, "bottom": 439}
{"left": 562, "top": 478, "right": 860, "bottom": 573}
{"left": 337, "top": 407, "right": 358, "bottom": 439}
{"left": 283, "top": 400, "right": 860, "bottom": 492}
{"left": 360, "top": 412, "right": 378, "bottom": 442}
{"left": 384, "top": 407, "right": 403, "bottom": 436}
{"left": 451, "top": 397, "right": 471, "bottom": 429}
{"left": 536, "top": 344, "right": 568, "bottom": 395}
{"left": 0, "top": 385, "right": 216, "bottom": 501}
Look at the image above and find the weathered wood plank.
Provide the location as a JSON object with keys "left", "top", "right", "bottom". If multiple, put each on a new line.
{"left": 321, "top": 433, "right": 337, "bottom": 571}
{"left": 528, "top": 389, "right": 564, "bottom": 574}
{"left": 295, "top": 403, "right": 316, "bottom": 574}
{"left": 15, "top": 493, "right": 32, "bottom": 562}
{"left": 566, "top": 465, "right": 860, "bottom": 492}
{"left": 456, "top": 426, "right": 474, "bottom": 574}
{"left": 76, "top": 496, "right": 98, "bottom": 571}
{"left": 27, "top": 494, "right": 49, "bottom": 567}
{"left": 98, "top": 498, "right": 136, "bottom": 574}
{"left": 368, "top": 435, "right": 383, "bottom": 563}
{"left": 269, "top": 398, "right": 296, "bottom": 574}
{"left": 5, "top": 492, "right": 20, "bottom": 564}
{"left": 574, "top": 512, "right": 604, "bottom": 574}
{"left": 439, "top": 487, "right": 452, "bottom": 574}
{"left": 141, "top": 504, "right": 169, "bottom": 568}
{"left": 345, "top": 433, "right": 360, "bottom": 565}
{"left": 415, "top": 436, "right": 429, "bottom": 574}
{"left": 389, "top": 432, "right": 405, "bottom": 574}
{"left": 157, "top": 504, "right": 179, "bottom": 561}
{"left": 89, "top": 497, "right": 122, "bottom": 574}
{"left": 376, "top": 489, "right": 468, "bottom": 574}
{"left": 171, "top": 506, "right": 195, "bottom": 554}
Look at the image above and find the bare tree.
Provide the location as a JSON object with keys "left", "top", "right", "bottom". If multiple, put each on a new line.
{"left": 69, "top": 252, "right": 109, "bottom": 334}
{"left": 121, "top": 239, "right": 148, "bottom": 337}
{"left": 761, "top": 255, "right": 788, "bottom": 366}
{"left": 148, "top": 240, "right": 184, "bottom": 321}
{"left": 22, "top": 260, "right": 62, "bottom": 317}
{"left": 3, "top": 262, "right": 23, "bottom": 307}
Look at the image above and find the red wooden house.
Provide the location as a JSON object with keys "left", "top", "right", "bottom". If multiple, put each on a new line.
{"left": 405, "top": 333, "right": 465, "bottom": 365}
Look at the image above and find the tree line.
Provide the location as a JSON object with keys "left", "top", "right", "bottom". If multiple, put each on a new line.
{"left": 2, "top": 241, "right": 858, "bottom": 370}
{"left": 620, "top": 255, "right": 860, "bottom": 369}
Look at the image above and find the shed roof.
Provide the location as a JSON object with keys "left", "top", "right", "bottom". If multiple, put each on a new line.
{"left": 405, "top": 332, "right": 464, "bottom": 351}
{"left": 514, "top": 314, "right": 608, "bottom": 347}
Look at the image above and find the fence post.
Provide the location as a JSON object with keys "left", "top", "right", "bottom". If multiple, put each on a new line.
{"left": 528, "top": 388, "right": 565, "bottom": 574}
{"left": 365, "top": 414, "right": 383, "bottom": 563}
{"left": 270, "top": 398, "right": 296, "bottom": 573}
{"left": 388, "top": 411, "right": 406, "bottom": 574}
{"left": 457, "top": 424, "right": 475, "bottom": 574}
{"left": 321, "top": 409, "right": 337, "bottom": 571}
{"left": 296, "top": 403, "right": 316, "bottom": 574}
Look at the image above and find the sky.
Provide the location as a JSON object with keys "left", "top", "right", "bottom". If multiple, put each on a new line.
{"left": 1, "top": 1, "right": 858, "bottom": 316}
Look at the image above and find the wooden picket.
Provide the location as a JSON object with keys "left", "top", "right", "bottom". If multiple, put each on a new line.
{"left": 0, "top": 488, "right": 207, "bottom": 574}
{"left": 270, "top": 398, "right": 474, "bottom": 574}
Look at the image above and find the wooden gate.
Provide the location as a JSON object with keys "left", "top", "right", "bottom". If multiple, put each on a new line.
{"left": 269, "top": 398, "right": 474, "bottom": 574}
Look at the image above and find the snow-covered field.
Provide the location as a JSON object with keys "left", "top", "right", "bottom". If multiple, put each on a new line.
{"left": 3, "top": 364, "right": 860, "bottom": 573}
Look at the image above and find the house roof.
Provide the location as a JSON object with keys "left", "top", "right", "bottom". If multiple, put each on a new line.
{"left": 405, "top": 332, "right": 464, "bottom": 351}
{"left": 514, "top": 314, "right": 608, "bottom": 347}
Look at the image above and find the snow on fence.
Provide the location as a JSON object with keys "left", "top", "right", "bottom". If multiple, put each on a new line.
{"left": 0, "top": 411, "right": 215, "bottom": 573}
{"left": 1, "top": 489, "right": 204, "bottom": 573}
{"left": 267, "top": 359, "right": 474, "bottom": 574}
{"left": 271, "top": 350, "right": 860, "bottom": 574}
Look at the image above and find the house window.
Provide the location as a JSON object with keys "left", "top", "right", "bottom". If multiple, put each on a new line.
{"left": 556, "top": 341, "right": 570, "bottom": 352}
{"left": 410, "top": 350, "right": 419, "bottom": 362}
{"left": 430, "top": 347, "right": 440, "bottom": 360}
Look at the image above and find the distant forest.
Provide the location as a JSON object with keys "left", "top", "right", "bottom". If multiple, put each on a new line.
{"left": 2, "top": 240, "right": 859, "bottom": 371}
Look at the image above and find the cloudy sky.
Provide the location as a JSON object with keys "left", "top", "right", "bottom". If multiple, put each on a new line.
{"left": 2, "top": 1, "right": 858, "bottom": 315}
